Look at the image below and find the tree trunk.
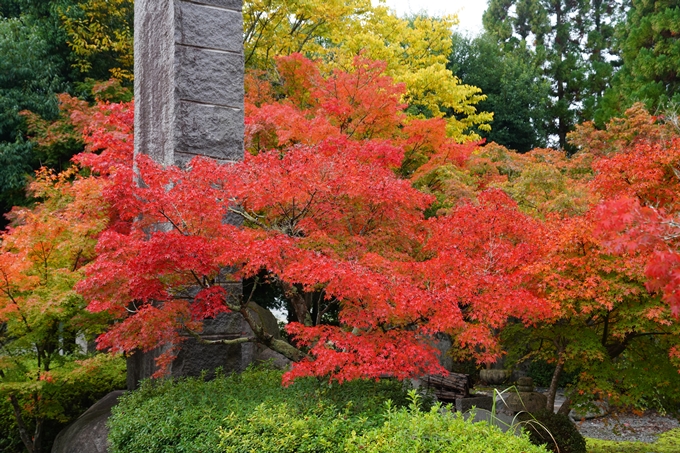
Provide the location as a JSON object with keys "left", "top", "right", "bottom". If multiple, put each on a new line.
{"left": 557, "top": 396, "right": 572, "bottom": 415}
{"left": 9, "top": 394, "right": 36, "bottom": 453}
{"left": 281, "top": 281, "right": 313, "bottom": 326}
{"left": 546, "top": 352, "right": 565, "bottom": 412}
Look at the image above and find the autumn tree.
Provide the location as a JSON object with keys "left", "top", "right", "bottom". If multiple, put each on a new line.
{"left": 244, "top": 0, "right": 492, "bottom": 141}
{"left": 74, "top": 55, "right": 551, "bottom": 383}
{"left": 502, "top": 105, "right": 680, "bottom": 414}
{"left": 0, "top": 159, "right": 125, "bottom": 452}
{"left": 507, "top": 214, "right": 680, "bottom": 414}
{"left": 58, "top": 0, "right": 134, "bottom": 82}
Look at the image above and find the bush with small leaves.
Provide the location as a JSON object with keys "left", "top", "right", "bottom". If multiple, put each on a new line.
{"left": 520, "top": 410, "right": 586, "bottom": 453}
{"left": 108, "top": 366, "right": 409, "bottom": 453}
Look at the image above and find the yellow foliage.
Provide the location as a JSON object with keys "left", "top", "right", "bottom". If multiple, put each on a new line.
{"left": 244, "top": 0, "right": 492, "bottom": 141}
{"left": 59, "top": 0, "right": 134, "bottom": 81}
{"left": 56, "top": 0, "right": 491, "bottom": 140}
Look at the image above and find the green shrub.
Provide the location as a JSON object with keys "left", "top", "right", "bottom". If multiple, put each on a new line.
{"left": 344, "top": 392, "right": 548, "bottom": 453}
{"left": 218, "top": 403, "right": 369, "bottom": 453}
{"left": 0, "top": 354, "right": 126, "bottom": 453}
{"left": 108, "top": 366, "right": 410, "bottom": 453}
{"left": 520, "top": 410, "right": 586, "bottom": 453}
{"left": 110, "top": 368, "right": 547, "bottom": 453}
{"left": 218, "top": 389, "right": 548, "bottom": 453}
{"left": 586, "top": 428, "right": 680, "bottom": 453}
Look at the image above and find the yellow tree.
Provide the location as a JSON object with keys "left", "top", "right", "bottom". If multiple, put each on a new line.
{"left": 244, "top": 0, "right": 492, "bottom": 141}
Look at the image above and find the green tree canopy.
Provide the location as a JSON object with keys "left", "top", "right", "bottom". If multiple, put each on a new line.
{"left": 0, "top": 17, "right": 62, "bottom": 215}
{"left": 449, "top": 33, "right": 551, "bottom": 152}
{"left": 598, "top": 0, "right": 680, "bottom": 122}
{"left": 483, "top": 0, "right": 626, "bottom": 149}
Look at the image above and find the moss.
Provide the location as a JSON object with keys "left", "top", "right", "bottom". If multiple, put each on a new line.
{"left": 586, "top": 428, "right": 680, "bottom": 453}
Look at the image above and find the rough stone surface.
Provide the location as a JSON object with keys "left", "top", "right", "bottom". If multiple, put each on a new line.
{"left": 132, "top": 0, "right": 246, "bottom": 389}
{"left": 175, "top": 2, "right": 242, "bottom": 51}
{"left": 463, "top": 409, "right": 518, "bottom": 434}
{"left": 175, "top": 101, "right": 244, "bottom": 165}
{"left": 498, "top": 391, "right": 549, "bottom": 415}
{"left": 480, "top": 369, "right": 511, "bottom": 384}
{"left": 455, "top": 395, "right": 494, "bottom": 413}
{"left": 430, "top": 333, "right": 453, "bottom": 371}
{"left": 175, "top": 47, "right": 243, "bottom": 106}
{"left": 51, "top": 391, "right": 124, "bottom": 453}
{"left": 135, "top": 0, "right": 176, "bottom": 166}
{"left": 126, "top": 303, "right": 287, "bottom": 390}
{"left": 570, "top": 400, "right": 610, "bottom": 420}
{"left": 190, "top": 0, "right": 242, "bottom": 10}
{"left": 135, "top": 0, "right": 243, "bottom": 168}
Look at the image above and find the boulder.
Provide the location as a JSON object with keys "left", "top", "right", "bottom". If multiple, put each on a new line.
{"left": 51, "top": 390, "right": 124, "bottom": 453}
{"left": 570, "top": 400, "right": 610, "bottom": 420}
{"left": 455, "top": 395, "right": 494, "bottom": 413}
{"left": 497, "top": 391, "right": 548, "bottom": 415}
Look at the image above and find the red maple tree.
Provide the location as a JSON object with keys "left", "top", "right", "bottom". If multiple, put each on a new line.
{"left": 73, "top": 55, "right": 552, "bottom": 381}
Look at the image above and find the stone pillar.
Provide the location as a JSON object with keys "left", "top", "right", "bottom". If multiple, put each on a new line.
{"left": 134, "top": 0, "right": 244, "bottom": 167}
{"left": 130, "top": 0, "right": 248, "bottom": 389}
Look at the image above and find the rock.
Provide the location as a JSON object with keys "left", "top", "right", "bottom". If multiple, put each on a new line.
{"left": 497, "top": 391, "right": 548, "bottom": 415}
{"left": 455, "top": 395, "right": 494, "bottom": 413}
{"left": 517, "top": 376, "right": 535, "bottom": 392}
{"left": 570, "top": 400, "right": 610, "bottom": 420}
{"left": 430, "top": 333, "right": 454, "bottom": 371}
{"left": 463, "top": 409, "right": 518, "bottom": 434}
{"left": 254, "top": 344, "right": 290, "bottom": 369}
{"left": 51, "top": 390, "right": 124, "bottom": 453}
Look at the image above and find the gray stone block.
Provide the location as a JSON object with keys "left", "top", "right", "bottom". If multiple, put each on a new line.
{"left": 135, "top": 0, "right": 243, "bottom": 168}
{"left": 135, "top": 0, "right": 177, "bottom": 166}
{"left": 176, "top": 2, "right": 242, "bottom": 51}
{"left": 190, "top": 0, "right": 242, "bottom": 11}
{"left": 176, "top": 46, "right": 244, "bottom": 107}
{"left": 455, "top": 395, "right": 494, "bottom": 413}
{"left": 497, "top": 391, "right": 548, "bottom": 415}
{"left": 176, "top": 101, "right": 244, "bottom": 165}
{"left": 463, "top": 409, "right": 518, "bottom": 434}
{"left": 51, "top": 391, "right": 124, "bottom": 453}
{"left": 126, "top": 304, "right": 286, "bottom": 390}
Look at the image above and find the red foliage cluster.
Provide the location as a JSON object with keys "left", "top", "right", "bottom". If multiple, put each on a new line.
{"left": 69, "top": 55, "right": 553, "bottom": 381}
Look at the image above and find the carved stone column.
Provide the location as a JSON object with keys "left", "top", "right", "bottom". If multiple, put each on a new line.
{"left": 135, "top": 0, "right": 244, "bottom": 167}
{"left": 130, "top": 0, "right": 249, "bottom": 389}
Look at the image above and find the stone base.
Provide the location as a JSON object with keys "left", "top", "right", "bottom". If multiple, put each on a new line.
{"left": 463, "top": 409, "right": 518, "bottom": 434}
{"left": 127, "top": 303, "right": 289, "bottom": 390}
{"left": 480, "top": 369, "right": 511, "bottom": 385}
{"left": 497, "top": 391, "right": 548, "bottom": 415}
{"left": 455, "top": 395, "right": 494, "bottom": 413}
{"left": 51, "top": 391, "right": 124, "bottom": 453}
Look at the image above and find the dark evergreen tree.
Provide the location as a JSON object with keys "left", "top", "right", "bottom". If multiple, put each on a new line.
{"left": 483, "top": 0, "right": 626, "bottom": 149}
{"left": 597, "top": 0, "right": 680, "bottom": 122}
{"left": 449, "top": 33, "right": 551, "bottom": 152}
{"left": 0, "top": 18, "right": 63, "bottom": 217}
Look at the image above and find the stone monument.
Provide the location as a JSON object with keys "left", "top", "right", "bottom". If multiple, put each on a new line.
{"left": 53, "top": 1, "right": 280, "bottom": 451}
{"left": 135, "top": 0, "right": 244, "bottom": 167}
{"left": 129, "top": 0, "right": 273, "bottom": 390}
